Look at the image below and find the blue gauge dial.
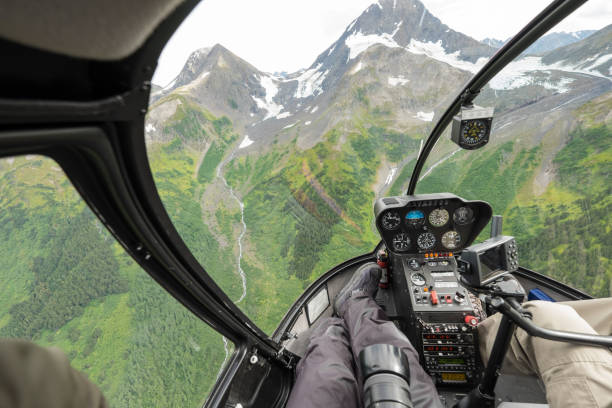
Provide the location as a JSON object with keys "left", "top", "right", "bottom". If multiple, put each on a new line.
{"left": 405, "top": 210, "right": 425, "bottom": 227}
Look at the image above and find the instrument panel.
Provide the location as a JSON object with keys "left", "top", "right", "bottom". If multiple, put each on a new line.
{"left": 380, "top": 252, "right": 487, "bottom": 388}
{"left": 374, "top": 193, "right": 492, "bottom": 255}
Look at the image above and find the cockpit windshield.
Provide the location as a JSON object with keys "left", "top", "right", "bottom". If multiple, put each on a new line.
{"left": 147, "top": 0, "right": 611, "bottom": 336}
{"left": 415, "top": 8, "right": 611, "bottom": 296}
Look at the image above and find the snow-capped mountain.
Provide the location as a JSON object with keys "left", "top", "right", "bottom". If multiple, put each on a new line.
{"left": 542, "top": 24, "right": 611, "bottom": 77}
{"left": 277, "top": 0, "right": 495, "bottom": 104}
{"left": 482, "top": 30, "right": 596, "bottom": 55}
{"left": 148, "top": 0, "right": 611, "bottom": 151}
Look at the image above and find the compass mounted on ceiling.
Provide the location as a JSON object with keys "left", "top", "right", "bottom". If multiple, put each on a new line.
{"left": 451, "top": 105, "right": 495, "bottom": 150}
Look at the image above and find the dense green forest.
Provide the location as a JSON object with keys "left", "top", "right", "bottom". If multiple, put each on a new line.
{"left": 0, "top": 121, "right": 232, "bottom": 407}
{"left": 0, "top": 85, "right": 609, "bottom": 408}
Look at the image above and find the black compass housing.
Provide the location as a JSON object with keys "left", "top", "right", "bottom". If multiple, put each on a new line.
{"left": 451, "top": 106, "right": 494, "bottom": 150}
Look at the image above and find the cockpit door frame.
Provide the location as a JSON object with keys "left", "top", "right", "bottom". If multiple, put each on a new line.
{"left": 0, "top": 0, "right": 290, "bottom": 380}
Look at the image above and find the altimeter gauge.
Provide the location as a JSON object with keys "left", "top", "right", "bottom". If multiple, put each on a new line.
{"left": 428, "top": 208, "right": 449, "bottom": 227}
{"left": 441, "top": 230, "right": 461, "bottom": 250}
{"left": 381, "top": 211, "right": 401, "bottom": 230}
{"left": 417, "top": 232, "right": 436, "bottom": 250}
{"left": 393, "top": 233, "right": 411, "bottom": 252}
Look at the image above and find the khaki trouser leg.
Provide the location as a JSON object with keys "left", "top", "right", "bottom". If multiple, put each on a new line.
{"left": 478, "top": 298, "right": 612, "bottom": 408}
{"left": 0, "top": 339, "right": 108, "bottom": 408}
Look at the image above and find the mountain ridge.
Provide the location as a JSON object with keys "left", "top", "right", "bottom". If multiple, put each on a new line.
{"left": 482, "top": 29, "right": 596, "bottom": 55}
{"left": 149, "top": 2, "right": 611, "bottom": 156}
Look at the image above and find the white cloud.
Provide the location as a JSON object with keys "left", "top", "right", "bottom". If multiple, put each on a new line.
{"left": 417, "top": 0, "right": 610, "bottom": 41}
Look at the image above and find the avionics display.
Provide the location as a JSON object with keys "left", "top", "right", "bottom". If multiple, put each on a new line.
{"left": 459, "top": 235, "right": 519, "bottom": 286}
{"left": 480, "top": 245, "right": 503, "bottom": 276}
{"left": 424, "top": 345, "right": 458, "bottom": 352}
{"left": 424, "top": 333, "right": 458, "bottom": 341}
{"left": 438, "top": 358, "right": 465, "bottom": 365}
{"left": 441, "top": 372, "right": 467, "bottom": 382}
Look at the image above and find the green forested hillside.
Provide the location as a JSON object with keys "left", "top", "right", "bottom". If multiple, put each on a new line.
{"left": 0, "top": 122, "right": 232, "bottom": 407}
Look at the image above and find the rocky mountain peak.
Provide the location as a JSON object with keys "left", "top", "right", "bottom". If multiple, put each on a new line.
{"left": 305, "top": 0, "right": 494, "bottom": 80}
{"left": 342, "top": 0, "right": 493, "bottom": 62}
{"left": 173, "top": 46, "right": 213, "bottom": 89}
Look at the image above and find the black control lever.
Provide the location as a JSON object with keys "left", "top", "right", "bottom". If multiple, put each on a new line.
{"left": 492, "top": 297, "right": 612, "bottom": 349}
{"left": 455, "top": 295, "right": 612, "bottom": 408}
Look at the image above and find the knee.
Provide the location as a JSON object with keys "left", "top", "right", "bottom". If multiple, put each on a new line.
{"left": 523, "top": 300, "right": 591, "bottom": 332}
{"left": 523, "top": 300, "right": 574, "bottom": 318}
{"left": 310, "top": 317, "right": 347, "bottom": 340}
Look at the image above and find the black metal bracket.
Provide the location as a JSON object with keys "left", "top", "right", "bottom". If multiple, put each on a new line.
{"left": 459, "top": 88, "right": 481, "bottom": 108}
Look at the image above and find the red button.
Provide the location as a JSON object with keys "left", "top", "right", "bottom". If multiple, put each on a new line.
{"left": 430, "top": 290, "right": 439, "bottom": 305}
{"left": 464, "top": 315, "right": 479, "bottom": 326}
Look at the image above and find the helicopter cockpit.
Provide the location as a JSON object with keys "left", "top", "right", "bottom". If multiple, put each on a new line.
{"left": 0, "top": 0, "right": 610, "bottom": 407}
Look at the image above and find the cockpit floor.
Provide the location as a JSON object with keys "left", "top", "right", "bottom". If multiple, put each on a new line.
{"left": 494, "top": 374, "right": 547, "bottom": 405}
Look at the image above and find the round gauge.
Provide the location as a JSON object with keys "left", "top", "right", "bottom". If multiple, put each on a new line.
{"left": 428, "top": 208, "right": 449, "bottom": 227}
{"left": 405, "top": 210, "right": 425, "bottom": 228}
{"left": 453, "top": 206, "right": 474, "bottom": 225}
{"left": 417, "top": 232, "right": 436, "bottom": 250}
{"left": 381, "top": 211, "right": 401, "bottom": 230}
{"left": 392, "top": 233, "right": 411, "bottom": 252}
{"left": 411, "top": 273, "right": 426, "bottom": 286}
{"left": 441, "top": 231, "right": 462, "bottom": 250}
{"left": 461, "top": 119, "right": 488, "bottom": 146}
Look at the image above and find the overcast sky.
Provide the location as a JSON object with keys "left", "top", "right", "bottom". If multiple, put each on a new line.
{"left": 153, "top": 0, "right": 611, "bottom": 86}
